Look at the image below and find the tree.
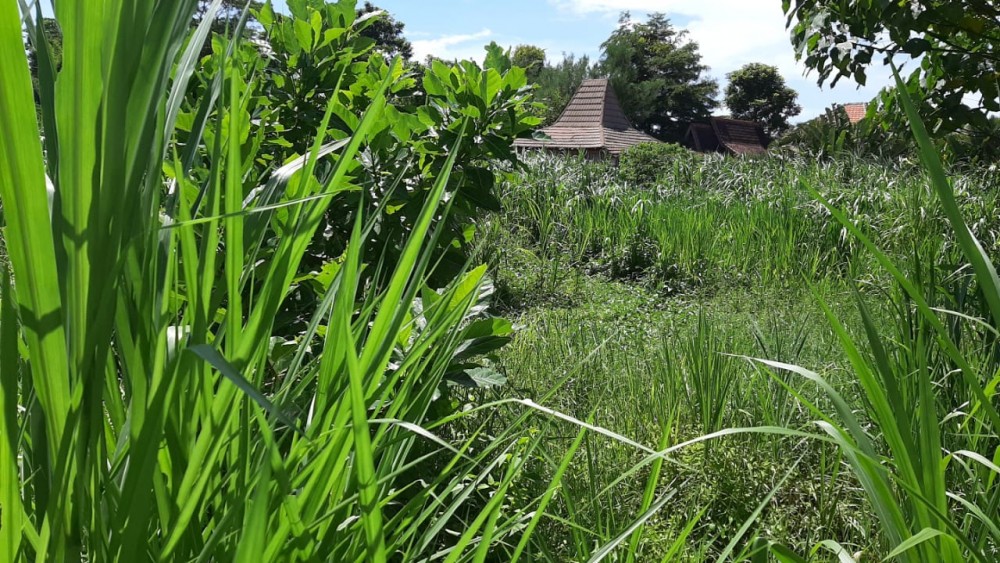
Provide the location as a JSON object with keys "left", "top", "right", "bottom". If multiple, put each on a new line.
{"left": 724, "top": 63, "right": 801, "bottom": 138}
{"left": 598, "top": 12, "right": 718, "bottom": 142}
{"left": 784, "top": 0, "right": 1000, "bottom": 135}
{"left": 357, "top": 2, "right": 413, "bottom": 60}
{"left": 512, "top": 44, "right": 546, "bottom": 82}
{"left": 511, "top": 45, "right": 594, "bottom": 125}
{"left": 193, "top": 0, "right": 264, "bottom": 34}
{"left": 192, "top": 1, "right": 264, "bottom": 57}
{"left": 534, "top": 54, "right": 593, "bottom": 124}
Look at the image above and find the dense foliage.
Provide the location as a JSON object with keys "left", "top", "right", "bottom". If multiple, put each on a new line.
{"left": 784, "top": 0, "right": 1000, "bottom": 136}
{"left": 480, "top": 149, "right": 1000, "bottom": 559}
{"left": 512, "top": 47, "right": 594, "bottom": 125}
{"left": 1, "top": 1, "right": 535, "bottom": 560}
{"left": 356, "top": 1, "right": 413, "bottom": 60}
{"left": 779, "top": 104, "right": 1000, "bottom": 165}
{"left": 724, "top": 63, "right": 801, "bottom": 139}
{"left": 599, "top": 12, "right": 719, "bottom": 142}
{"left": 511, "top": 44, "right": 545, "bottom": 82}
{"left": 776, "top": 105, "right": 906, "bottom": 160}
{"left": 618, "top": 141, "right": 696, "bottom": 188}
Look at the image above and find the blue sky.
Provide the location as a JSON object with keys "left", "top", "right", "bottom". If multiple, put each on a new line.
{"left": 30, "top": 0, "right": 890, "bottom": 121}
{"left": 270, "top": 0, "right": 893, "bottom": 122}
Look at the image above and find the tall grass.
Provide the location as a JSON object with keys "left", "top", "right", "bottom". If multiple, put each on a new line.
{"left": 486, "top": 126, "right": 1000, "bottom": 558}
{"left": 3, "top": 4, "right": 739, "bottom": 561}
{"left": 0, "top": 3, "right": 543, "bottom": 560}
{"left": 751, "top": 72, "right": 1000, "bottom": 561}
{"left": 486, "top": 152, "right": 1000, "bottom": 303}
{"left": 7, "top": 1, "right": 1000, "bottom": 560}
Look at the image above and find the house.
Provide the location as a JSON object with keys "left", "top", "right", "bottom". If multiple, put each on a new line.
{"left": 683, "top": 117, "right": 769, "bottom": 156}
{"left": 840, "top": 102, "right": 868, "bottom": 124}
{"left": 514, "top": 78, "right": 659, "bottom": 159}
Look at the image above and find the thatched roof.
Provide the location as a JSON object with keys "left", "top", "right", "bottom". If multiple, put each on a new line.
{"left": 514, "top": 78, "right": 659, "bottom": 155}
{"left": 684, "top": 117, "right": 768, "bottom": 155}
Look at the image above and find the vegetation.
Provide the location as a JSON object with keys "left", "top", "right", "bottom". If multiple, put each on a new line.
{"left": 724, "top": 63, "right": 801, "bottom": 139}
{"left": 1, "top": 1, "right": 536, "bottom": 559}
{"left": 5, "top": 0, "right": 1000, "bottom": 561}
{"left": 779, "top": 104, "right": 1000, "bottom": 165}
{"left": 618, "top": 141, "right": 697, "bottom": 188}
{"left": 785, "top": 0, "right": 1000, "bottom": 135}
{"left": 512, "top": 44, "right": 546, "bottom": 82}
{"left": 776, "top": 105, "right": 905, "bottom": 160}
{"left": 356, "top": 1, "right": 413, "bottom": 60}
{"left": 478, "top": 142, "right": 1000, "bottom": 559}
{"left": 514, "top": 48, "right": 594, "bottom": 125}
{"left": 599, "top": 12, "right": 719, "bottom": 142}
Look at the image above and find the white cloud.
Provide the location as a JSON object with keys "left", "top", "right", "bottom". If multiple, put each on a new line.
{"left": 411, "top": 28, "right": 494, "bottom": 62}
{"left": 551, "top": 1, "right": 794, "bottom": 75}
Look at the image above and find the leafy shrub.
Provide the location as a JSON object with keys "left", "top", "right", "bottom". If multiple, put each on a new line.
{"left": 619, "top": 141, "right": 694, "bottom": 187}
{"left": 177, "top": 1, "right": 541, "bottom": 334}
{"left": 775, "top": 104, "right": 912, "bottom": 160}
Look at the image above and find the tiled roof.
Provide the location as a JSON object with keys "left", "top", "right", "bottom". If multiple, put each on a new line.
{"left": 514, "top": 78, "right": 659, "bottom": 155}
{"left": 841, "top": 102, "right": 868, "bottom": 124}
{"left": 684, "top": 117, "right": 768, "bottom": 155}
{"left": 684, "top": 123, "right": 719, "bottom": 152}
{"left": 711, "top": 118, "right": 768, "bottom": 155}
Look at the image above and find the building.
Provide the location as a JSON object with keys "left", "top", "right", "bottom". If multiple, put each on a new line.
{"left": 514, "top": 78, "right": 659, "bottom": 159}
{"left": 683, "top": 117, "right": 769, "bottom": 156}
{"left": 840, "top": 102, "right": 868, "bottom": 124}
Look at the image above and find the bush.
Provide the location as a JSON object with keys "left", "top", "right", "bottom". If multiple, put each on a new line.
{"left": 619, "top": 142, "right": 694, "bottom": 187}
{"left": 774, "top": 105, "right": 912, "bottom": 160}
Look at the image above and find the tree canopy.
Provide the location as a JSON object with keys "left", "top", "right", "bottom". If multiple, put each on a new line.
{"left": 598, "top": 12, "right": 718, "bottom": 142}
{"left": 510, "top": 46, "right": 593, "bottom": 125}
{"left": 512, "top": 44, "right": 546, "bottom": 83}
{"left": 356, "top": 1, "right": 413, "bottom": 60}
{"left": 724, "top": 63, "right": 801, "bottom": 138}
{"left": 193, "top": 1, "right": 264, "bottom": 35}
{"left": 785, "top": 0, "right": 1000, "bottom": 135}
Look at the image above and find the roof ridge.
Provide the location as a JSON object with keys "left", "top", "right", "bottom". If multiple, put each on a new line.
{"left": 598, "top": 80, "right": 608, "bottom": 146}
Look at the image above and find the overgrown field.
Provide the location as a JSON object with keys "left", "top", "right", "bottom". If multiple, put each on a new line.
{"left": 467, "top": 152, "right": 1000, "bottom": 560}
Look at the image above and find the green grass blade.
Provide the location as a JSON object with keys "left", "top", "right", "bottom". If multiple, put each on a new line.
{"left": 882, "top": 528, "right": 947, "bottom": 562}
{"left": 0, "top": 0, "right": 70, "bottom": 451}
{"left": 188, "top": 344, "right": 301, "bottom": 434}
{"left": 340, "top": 215, "right": 387, "bottom": 562}
{"left": 224, "top": 63, "right": 245, "bottom": 356}
{"left": 510, "top": 426, "right": 588, "bottom": 563}
{"left": 891, "top": 65, "right": 1000, "bottom": 330}
{"left": 0, "top": 262, "right": 24, "bottom": 560}
{"left": 585, "top": 490, "right": 676, "bottom": 563}
{"left": 659, "top": 509, "right": 705, "bottom": 563}
{"left": 627, "top": 411, "right": 675, "bottom": 562}
{"left": 716, "top": 457, "right": 801, "bottom": 563}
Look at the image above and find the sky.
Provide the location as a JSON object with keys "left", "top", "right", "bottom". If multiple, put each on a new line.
{"left": 268, "top": 0, "right": 894, "bottom": 122}
{"left": 26, "top": 0, "right": 892, "bottom": 122}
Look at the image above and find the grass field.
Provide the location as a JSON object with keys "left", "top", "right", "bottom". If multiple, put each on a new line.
{"left": 465, "top": 151, "right": 1000, "bottom": 560}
